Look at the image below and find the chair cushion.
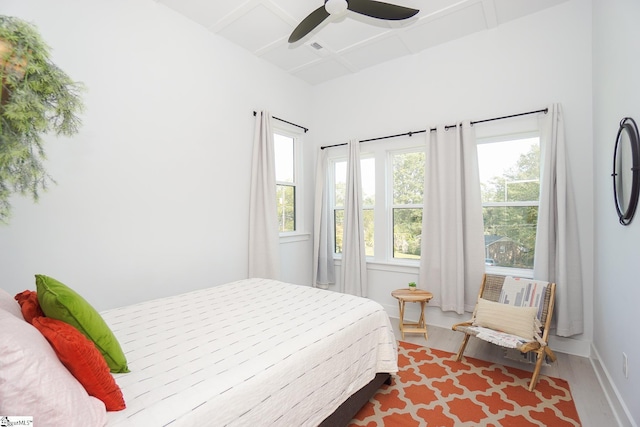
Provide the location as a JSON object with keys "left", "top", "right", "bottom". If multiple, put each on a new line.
{"left": 473, "top": 298, "right": 538, "bottom": 340}
{"left": 499, "top": 276, "right": 548, "bottom": 316}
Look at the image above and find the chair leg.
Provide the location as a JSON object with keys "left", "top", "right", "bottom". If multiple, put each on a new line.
{"left": 455, "top": 334, "right": 471, "bottom": 362}
{"left": 529, "top": 350, "right": 545, "bottom": 391}
{"left": 544, "top": 346, "right": 557, "bottom": 363}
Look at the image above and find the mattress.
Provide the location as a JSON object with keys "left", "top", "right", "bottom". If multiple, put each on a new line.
{"left": 102, "top": 278, "right": 398, "bottom": 426}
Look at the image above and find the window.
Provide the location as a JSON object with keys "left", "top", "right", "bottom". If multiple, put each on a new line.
{"left": 477, "top": 136, "right": 540, "bottom": 270}
{"left": 332, "top": 158, "right": 375, "bottom": 256}
{"left": 333, "top": 160, "right": 345, "bottom": 252}
{"left": 329, "top": 139, "right": 423, "bottom": 262}
{"left": 326, "top": 126, "right": 541, "bottom": 272}
{"left": 274, "top": 131, "right": 298, "bottom": 233}
{"left": 391, "top": 150, "right": 425, "bottom": 259}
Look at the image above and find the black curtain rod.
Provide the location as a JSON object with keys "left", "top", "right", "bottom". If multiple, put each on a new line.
{"left": 320, "top": 107, "right": 549, "bottom": 149}
{"left": 253, "top": 111, "right": 308, "bottom": 133}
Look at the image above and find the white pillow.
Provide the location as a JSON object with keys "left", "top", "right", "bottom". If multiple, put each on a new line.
{"left": 0, "top": 288, "right": 23, "bottom": 319}
{"left": 473, "top": 298, "right": 538, "bottom": 340}
{"left": 0, "top": 309, "right": 107, "bottom": 426}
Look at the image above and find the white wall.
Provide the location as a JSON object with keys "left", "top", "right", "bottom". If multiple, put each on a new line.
{"left": 310, "top": 0, "right": 594, "bottom": 357}
{"left": 593, "top": 0, "right": 640, "bottom": 424}
{"left": 2, "top": 0, "right": 635, "bottom": 422}
{"left": 0, "top": 0, "right": 314, "bottom": 310}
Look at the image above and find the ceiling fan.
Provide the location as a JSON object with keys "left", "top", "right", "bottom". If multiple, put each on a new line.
{"left": 288, "top": 0, "right": 419, "bottom": 43}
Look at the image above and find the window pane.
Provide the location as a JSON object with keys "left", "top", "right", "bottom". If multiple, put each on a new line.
{"left": 478, "top": 138, "right": 540, "bottom": 203}
{"left": 478, "top": 137, "right": 540, "bottom": 270}
{"left": 483, "top": 205, "right": 537, "bottom": 268}
{"left": 277, "top": 184, "right": 295, "bottom": 232}
{"left": 334, "top": 209, "right": 343, "bottom": 253}
{"left": 333, "top": 158, "right": 375, "bottom": 256}
{"left": 393, "top": 152, "right": 424, "bottom": 205}
{"left": 393, "top": 208, "right": 422, "bottom": 259}
{"left": 392, "top": 151, "right": 424, "bottom": 260}
{"left": 363, "top": 208, "right": 374, "bottom": 256}
{"left": 334, "top": 208, "right": 374, "bottom": 256}
{"left": 274, "top": 134, "right": 294, "bottom": 183}
{"left": 334, "top": 161, "right": 346, "bottom": 207}
{"left": 361, "top": 158, "right": 375, "bottom": 206}
{"left": 334, "top": 159, "right": 374, "bottom": 206}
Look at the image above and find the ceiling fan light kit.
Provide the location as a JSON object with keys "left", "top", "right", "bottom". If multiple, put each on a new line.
{"left": 325, "top": 0, "right": 348, "bottom": 16}
{"left": 288, "top": 0, "right": 419, "bottom": 43}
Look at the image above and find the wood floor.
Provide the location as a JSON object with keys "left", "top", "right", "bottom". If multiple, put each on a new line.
{"left": 391, "top": 321, "right": 615, "bottom": 427}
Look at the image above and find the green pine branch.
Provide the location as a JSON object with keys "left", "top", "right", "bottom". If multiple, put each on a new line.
{"left": 0, "top": 15, "right": 85, "bottom": 223}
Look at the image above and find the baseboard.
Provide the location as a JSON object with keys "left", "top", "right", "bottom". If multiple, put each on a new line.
{"left": 590, "top": 344, "right": 637, "bottom": 427}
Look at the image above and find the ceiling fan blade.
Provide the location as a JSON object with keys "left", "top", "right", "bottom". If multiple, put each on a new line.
{"left": 288, "top": 6, "right": 330, "bottom": 43}
{"left": 347, "top": 0, "right": 419, "bottom": 20}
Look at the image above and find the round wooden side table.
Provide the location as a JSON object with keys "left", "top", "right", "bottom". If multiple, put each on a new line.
{"left": 391, "top": 288, "right": 433, "bottom": 340}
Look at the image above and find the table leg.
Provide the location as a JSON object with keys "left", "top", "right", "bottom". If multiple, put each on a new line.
{"left": 398, "top": 300, "right": 405, "bottom": 340}
{"left": 419, "top": 301, "right": 428, "bottom": 340}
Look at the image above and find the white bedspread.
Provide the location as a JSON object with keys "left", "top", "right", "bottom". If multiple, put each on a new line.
{"left": 103, "top": 278, "right": 397, "bottom": 426}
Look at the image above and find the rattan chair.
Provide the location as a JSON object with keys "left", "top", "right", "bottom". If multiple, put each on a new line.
{"left": 452, "top": 274, "right": 557, "bottom": 391}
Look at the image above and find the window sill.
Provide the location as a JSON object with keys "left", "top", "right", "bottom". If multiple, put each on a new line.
{"left": 279, "top": 232, "right": 310, "bottom": 244}
{"left": 485, "top": 266, "right": 533, "bottom": 278}
{"left": 332, "top": 257, "right": 419, "bottom": 273}
{"left": 367, "top": 260, "right": 419, "bottom": 274}
{"left": 331, "top": 257, "right": 533, "bottom": 277}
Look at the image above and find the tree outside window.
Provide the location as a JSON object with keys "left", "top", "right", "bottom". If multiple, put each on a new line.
{"left": 392, "top": 151, "right": 425, "bottom": 259}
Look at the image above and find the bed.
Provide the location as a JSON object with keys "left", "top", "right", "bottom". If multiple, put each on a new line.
{"left": 1, "top": 278, "right": 396, "bottom": 426}
{"left": 0, "top": 275, "right": 397, "bottom": 427}
{"left": 101, "top": 278, "right": 398, "bottom": 426}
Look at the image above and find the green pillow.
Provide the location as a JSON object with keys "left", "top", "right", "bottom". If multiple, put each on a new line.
{"left": 35, "top": 274, "right": 129, "bottom": 373}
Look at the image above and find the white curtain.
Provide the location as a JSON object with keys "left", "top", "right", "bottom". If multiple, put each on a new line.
{"left": 418, "top": 122, "right": 485, "bottom": 314}
{"left": 248, "top": 111, "right": 280, "bottom": 280}
{"left": 341, "top": 139, "right": 367, "bottom": 297}
{"left": 313, "top": 148, "right": 336, "bottom": 288}
{"left": 534, "top": 103, "right": 583, "bottom": 337}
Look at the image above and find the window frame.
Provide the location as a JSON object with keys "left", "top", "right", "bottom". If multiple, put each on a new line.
{"left": 388, "top": 147, "right": 426, "bottom": 263}
{"left": 273, "top": 124, "right": 304, "bottom": 239}
{"left": 331, "top": 158, "right": 344, "bottom": 255}
{"left": 476, "top": 122, "right": 542, "bottom": 278}
{"left": 328, "top": 137, "right": 425, "bottom": 265}
{"left": 330, "top": 155, "right": 375, "bottom": 256}
{"left": 325, "top": 118, "right": 542, "bottom": 277}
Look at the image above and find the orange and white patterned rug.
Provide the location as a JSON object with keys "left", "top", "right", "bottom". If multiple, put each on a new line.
{"left": 349, "top": 341, "right": 581, "bottom": 427}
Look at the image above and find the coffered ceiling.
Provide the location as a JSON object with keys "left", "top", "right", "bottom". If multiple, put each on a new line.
{"left": 155, "top": 0, "right": 568, "bottom": 85}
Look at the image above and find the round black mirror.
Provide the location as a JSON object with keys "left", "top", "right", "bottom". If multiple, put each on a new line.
{"left": 613, "top": 117, "right": 640, "bottom": 225}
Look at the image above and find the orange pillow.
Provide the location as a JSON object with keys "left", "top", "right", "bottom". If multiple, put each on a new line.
{"left": 14, "top": 290, "right": 45, "bottom": 323}
{"left": 32, "top": 317, "right": 126, "bottom": 411}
